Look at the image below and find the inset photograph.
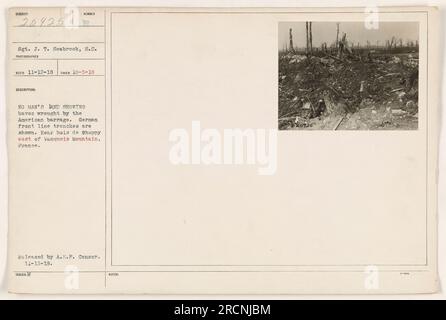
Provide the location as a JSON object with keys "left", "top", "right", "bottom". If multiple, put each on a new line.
{"left": 278, "top": 22, "right": 419, "bottom": 130}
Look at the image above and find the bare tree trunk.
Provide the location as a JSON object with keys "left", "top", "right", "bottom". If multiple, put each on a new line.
{"left": 305, "top": 22, "right": 309, "bottom": 56}
{"left": 289, "top": 28, "right": 294, "bottom": 52}
{"left": 309, "top": 22, "right": 313, "bottom": 54}
{"left": 336, "top": 23, "right": 340, "bottom": 50}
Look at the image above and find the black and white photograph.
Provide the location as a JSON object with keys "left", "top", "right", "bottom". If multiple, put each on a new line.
{"left": 278, "top": 22, "right": 419, "bottom": 130}
{"left": 1, "top": 4, "right": 444, "bottom": 301}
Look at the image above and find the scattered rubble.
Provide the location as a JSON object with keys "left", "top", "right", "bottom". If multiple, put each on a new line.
{"left": 279, "top": 50, "right": 419, "bottom": 130}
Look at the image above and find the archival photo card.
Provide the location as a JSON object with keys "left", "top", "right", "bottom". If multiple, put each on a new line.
{"left": 278, "top": 22, "right": 419, "bottom": 130}
{"left": 6, "top": 7, "right": 439, "bottom": 294}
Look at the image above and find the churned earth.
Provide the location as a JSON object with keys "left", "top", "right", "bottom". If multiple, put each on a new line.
{"left": 279, "top": 50, "right": 419, "bottom": 130}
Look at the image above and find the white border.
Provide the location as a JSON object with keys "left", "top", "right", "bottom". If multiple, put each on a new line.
{"left": 0, "top": 0, "right": 444, "bottom": 299}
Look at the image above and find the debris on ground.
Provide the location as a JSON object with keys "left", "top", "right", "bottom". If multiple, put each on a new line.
{"left": 279, "top": 50, "right": 419, "bottom": 130}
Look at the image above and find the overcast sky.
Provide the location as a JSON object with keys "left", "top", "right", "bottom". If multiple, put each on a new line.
{"left": 279, "top": 22, "right": 419, "bottom": 49}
